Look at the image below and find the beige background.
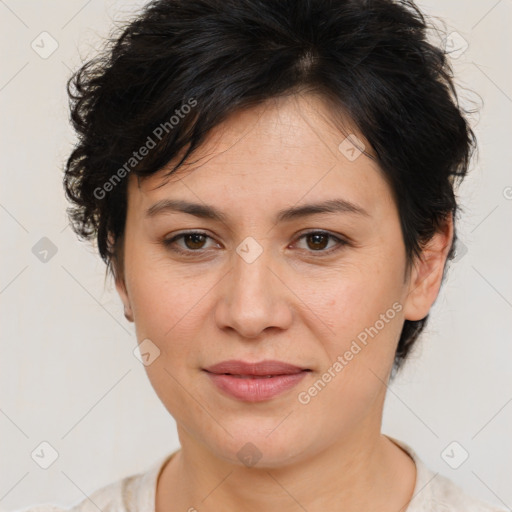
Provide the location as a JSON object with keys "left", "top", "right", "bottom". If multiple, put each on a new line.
{"left": 1, "top": 0, "right": 511, "bottom": 509}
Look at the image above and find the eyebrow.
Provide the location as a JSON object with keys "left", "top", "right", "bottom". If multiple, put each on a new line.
{"left": 145, "top": 198, "right": 370, "bottom": 223}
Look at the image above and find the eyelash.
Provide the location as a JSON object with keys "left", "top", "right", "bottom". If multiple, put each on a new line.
{"left": 162, "top": 230, "right": 348, "bottom": 257}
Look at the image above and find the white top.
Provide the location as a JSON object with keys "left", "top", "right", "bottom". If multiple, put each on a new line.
{"left": 15, "top": 436, "right": 506, "bottom": 512}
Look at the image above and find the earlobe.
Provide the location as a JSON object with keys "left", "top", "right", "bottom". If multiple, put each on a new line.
{"left": 403, "top": 214, "right": 454, "bottom": 322}
{"left": 115, "top": 275, "right": 134, "bottom": 323}
{"left": 109, "top": 232, "right": 134, "bottom": 323}
{"left": 124, "top": 307, "right": 134, "bottom": 323}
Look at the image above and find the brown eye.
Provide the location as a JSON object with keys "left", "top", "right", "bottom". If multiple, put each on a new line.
{"left": 162, "top": 231, "right": 215, "bottom": 255}
{"left": 305, "top": 232, "right": 330, "bottom": 251}
{"left": 295, "top": 230, "right": 348, "bottom": 255}
{"left": 163, "top": 230, "right": 348, "bottom": 258}
{"left": 181, "top": 233, "right": 208, "bottom": 250}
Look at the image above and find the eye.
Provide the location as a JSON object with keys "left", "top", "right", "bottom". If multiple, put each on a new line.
{"left": 162, "top": 230, "right": 348, "bottom": 257}
{"left": 293, "top": 230, "right": 348, "bottom": 255}
{"left": 162, "top": 231, "right": 216, "bottom": 255}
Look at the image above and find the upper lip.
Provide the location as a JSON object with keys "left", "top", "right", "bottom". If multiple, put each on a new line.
{"left": 203, "top": 360, "right": 310, "bottom": 376}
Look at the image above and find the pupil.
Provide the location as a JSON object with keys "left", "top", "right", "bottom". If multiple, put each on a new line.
{"left": 183, "top": 233, "right": 329, "bottom": 251}
{"left": 186, "top": 234, "right": 205, "bottom": 249}
{"left": 308, "top": 233, "right": 327, "bottom": 250}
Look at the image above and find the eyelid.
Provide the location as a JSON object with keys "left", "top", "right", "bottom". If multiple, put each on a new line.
{"left": 293, "top": 229, "right": 349, "bottom": 254}
{"left": 162, "top": 229, "right": 349, "bottom": 257}
{"left": 162, "top": 230, "right": 219, "bottom": 255}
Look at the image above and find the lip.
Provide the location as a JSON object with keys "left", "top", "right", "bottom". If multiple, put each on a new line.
{"left": 203, "top": 359, "right": 309, "bottom": 376}
{"left": 203, "top": 360, "right": 311, "bottom": 402}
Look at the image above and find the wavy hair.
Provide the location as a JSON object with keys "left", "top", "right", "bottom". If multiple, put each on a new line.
{"left": 63, "top": 0, "right": 477, "bottom": 375}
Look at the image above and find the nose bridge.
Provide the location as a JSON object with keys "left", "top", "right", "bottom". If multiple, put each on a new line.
{"left": 216, "top": 236, "right": 288, "bottom": 337}
{"left": 231, "top": 236, "right": 274, "bottom": 305}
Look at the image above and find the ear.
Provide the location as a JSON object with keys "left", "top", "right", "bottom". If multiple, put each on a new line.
{"left": 402, "top": 214, "right": 454, "bottom": 321}
{"left": 115, "top": 273, "right": 134, "bottom": 323}
{"left": 109, "top": 232, "right": 134, "bottom": 323}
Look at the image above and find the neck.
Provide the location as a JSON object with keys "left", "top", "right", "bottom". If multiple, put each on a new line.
{"left": 156, "top": 429, "right": 416, "bottom": 512}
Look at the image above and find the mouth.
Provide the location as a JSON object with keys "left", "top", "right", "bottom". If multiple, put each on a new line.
{"left": 203, "top": 359, "right": 311, "bottom": 377}
{"left": 208, "top": 374, "right": 304, "bottom": 378}
{"left": 202, "top": 360, "right": 311, "bottom": 402}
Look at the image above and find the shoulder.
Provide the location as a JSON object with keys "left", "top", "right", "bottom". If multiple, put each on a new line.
{"left": 385, "top": 435, "right": 507, "bottom": 512}
{"left": 9, "top": 479, "right": 125, "bottom": 512}
{"left": 10, "top": 507, "right": 69, "bottom": 512}
{"left": 427, "top": 472, "right": 507, "bottom": 512}
{"left": 12, "top": 475, "right": 139, "bottom": 512}
{"left": 12, "top": 452, "right": 175, "bottom": 512}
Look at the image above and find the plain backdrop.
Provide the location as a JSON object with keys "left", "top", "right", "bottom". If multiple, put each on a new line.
{"left": 1, "top": 0, "right": 511, "bottom": 510}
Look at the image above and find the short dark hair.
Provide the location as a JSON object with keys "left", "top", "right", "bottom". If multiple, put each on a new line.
{"left": 63, "top": 0, "right": 477, "bottom": 375}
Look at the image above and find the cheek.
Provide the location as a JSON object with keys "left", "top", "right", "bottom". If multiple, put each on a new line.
{"left": 124, "top": 246, "right": 179, "bottom": 341}
{"left": 126, "top": 263, "right": 205, "bottom": 414}
{"left": 130, "top": 272, "right": 198, "bottom": 349}
{"left": 300, "top": 282, "right": 404, "bottom": 436}
{"left": 126, "top": 256, "right": 222, "bottom": 376}
{"left": 320, "top": 258, "right": 405, "bottom": 371}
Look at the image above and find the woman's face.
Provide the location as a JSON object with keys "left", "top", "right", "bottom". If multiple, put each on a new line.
{"left": 116, "top": 93, "right": 444, "bottom": 467}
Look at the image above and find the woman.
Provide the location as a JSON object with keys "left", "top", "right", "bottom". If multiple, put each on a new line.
{"left": 21, "top": 0, "right": 505, "bottom": 510}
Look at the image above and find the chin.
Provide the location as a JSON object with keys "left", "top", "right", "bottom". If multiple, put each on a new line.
{"left": 200, "top": 423, "right": 317, "bottom": 469}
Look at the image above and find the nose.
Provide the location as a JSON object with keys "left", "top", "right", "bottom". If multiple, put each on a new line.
{"left": 214, "top": 242, "right": 293, "bottom": 339}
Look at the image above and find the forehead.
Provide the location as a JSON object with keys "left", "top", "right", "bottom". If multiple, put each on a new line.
{"left": 126, "top": 93, "right": 392, "bottom": 221}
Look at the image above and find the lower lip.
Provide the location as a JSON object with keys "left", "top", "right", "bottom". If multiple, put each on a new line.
{"left": 204, "top": 371, "right": 309, "bottom": 402}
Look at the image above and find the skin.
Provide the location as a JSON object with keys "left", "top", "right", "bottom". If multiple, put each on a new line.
{"left": 114, "top": 92, "right": 453, "bottom": 512}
